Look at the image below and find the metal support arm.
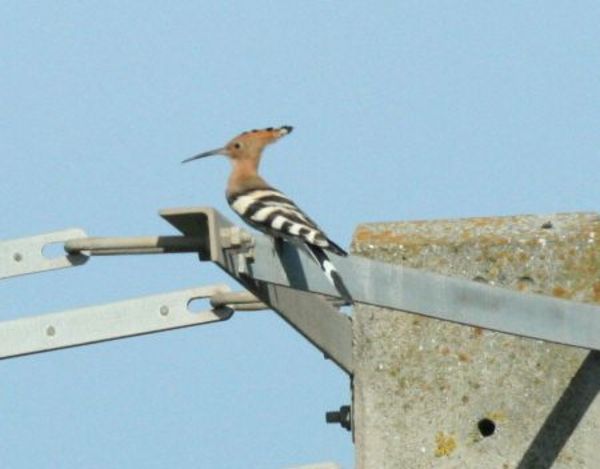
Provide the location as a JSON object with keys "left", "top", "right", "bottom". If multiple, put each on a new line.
{"left": 159, "top": 207, "right": 354, "bottom": 375}
{"left": 0, "top": 230, "right": 233, "bottom": 359}
{"left": 0, "top": 285, "right": 233, "bottom": 359}
{"left": 8, "top": 207, "right": 600, "bottom": 368}
{"left": 61, "top": 209, "right": 354, "bottom": 374}
{"left": 157, "top": 207, "right": 600, "bottom": 353}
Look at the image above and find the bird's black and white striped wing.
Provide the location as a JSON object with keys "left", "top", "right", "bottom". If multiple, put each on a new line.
{"left": 227, "top": 188, "right": 347, "bottom": 256}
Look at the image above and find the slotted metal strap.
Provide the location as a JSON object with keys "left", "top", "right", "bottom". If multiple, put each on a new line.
{"left": 0, "top": 284, "right": 233, "bottom": 359}
{"left": 0, "top": 229, "right": 88, "bottom": 279}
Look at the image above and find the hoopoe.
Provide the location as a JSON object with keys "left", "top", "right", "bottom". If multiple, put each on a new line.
{"left": 182, "top": 126, "right": 353, "bottom": 304}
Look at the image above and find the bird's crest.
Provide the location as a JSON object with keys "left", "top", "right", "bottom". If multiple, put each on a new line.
{"left": 235, "top": 126, "right": 293, "bottom": 145}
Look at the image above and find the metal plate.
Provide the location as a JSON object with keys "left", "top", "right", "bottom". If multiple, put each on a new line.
{"left": 0, "top": 229, "right": 88, "bottom": 279}
{"left": 250, "top": 236, "right": 600, "bottom": 351}
{"left": 0, "top": 284, "right": 232, "bottom": 359}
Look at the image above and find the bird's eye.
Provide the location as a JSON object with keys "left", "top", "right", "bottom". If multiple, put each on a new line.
{"left": 233, "top": 142, "right": 242, "bottom": 149}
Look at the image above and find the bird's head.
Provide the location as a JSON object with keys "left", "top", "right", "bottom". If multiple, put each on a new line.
{"left": 182, "top": 126, "right": 293, "bottom": 164}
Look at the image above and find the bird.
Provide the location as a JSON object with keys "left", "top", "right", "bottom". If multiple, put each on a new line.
{"left": 182, "top": 125, "right": 353, "bottom": 305}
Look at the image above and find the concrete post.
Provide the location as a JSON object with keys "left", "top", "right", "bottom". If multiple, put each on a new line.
{"left": 351, "top": 213, "right": 600, "bottom": 468}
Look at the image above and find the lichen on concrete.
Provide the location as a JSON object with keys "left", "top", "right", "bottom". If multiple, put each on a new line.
{"left": 352, "top": 212, "right": 600, "bottom": 468}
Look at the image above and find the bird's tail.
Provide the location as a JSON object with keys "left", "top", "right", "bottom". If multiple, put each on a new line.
{"left": 307, "top": 244, "right": 353, "bottom": 305}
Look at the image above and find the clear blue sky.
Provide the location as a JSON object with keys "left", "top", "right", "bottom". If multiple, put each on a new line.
{"left": 1, "top": 2, "right": 598, "bottom": 468}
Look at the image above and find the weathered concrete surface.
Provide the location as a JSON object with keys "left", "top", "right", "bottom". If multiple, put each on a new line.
{"left": 351, "top": 213, "right": 600, "bottom": 469}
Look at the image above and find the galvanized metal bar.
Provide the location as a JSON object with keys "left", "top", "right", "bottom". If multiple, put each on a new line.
{"left": 254, "top": 236, "right": 600, "bottom": 351}
{"left": 160, "top": 207, "right": 600, "bottom": 352}
{"left": 246, "top": 234, "right": 600, "bottom": 351}
{"left": 65, "top": 236, "right": 204, "bottom": 255}
{"left": 161, "top": 207, "right": 353, "bottom": 374}
{"left": 0, "top": 284, "right": 232, "bottom": 359}
{"left": 250, "top": 281, "right": 353, "bottom": 374}
{"left": 0, "top": 229, "right": 88, "bottom": 279}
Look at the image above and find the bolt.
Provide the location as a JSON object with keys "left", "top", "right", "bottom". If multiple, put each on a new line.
{"left": 46, "top": 326, "right": 56, "bottom": 337}
{"left": 160, "top": 305, "right": 169, "bottom": 316}
{"left": 240, "top": 230, "right": 253, "bottom": 245}
{"left": 13, "top": 252, "right": 23, "bottom": 262}
{"left": 220, "top": 227, "right": 253, "bottom": 249}
{"left": 325, "top": 405, "right": 351, "bottom": 431}
{"left": 231, "top": 227, "right": 242, "bottom": 247}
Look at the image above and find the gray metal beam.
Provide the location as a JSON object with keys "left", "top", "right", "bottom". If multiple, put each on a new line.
{"left": 160, "top": 207, "right": 600, "bottom": 352}
{"left": 242, "top": 280, "right": 352, "bottom": 374}
{"left": 248, "top": 239, "right": 600, "bottom": 350}
{"left": 0, "top": 284, "right": 233, "bottom": 359}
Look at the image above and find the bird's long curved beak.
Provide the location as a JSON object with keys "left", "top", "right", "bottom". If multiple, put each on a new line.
{"left": 181, "top": 147, "right": 225, "bottom": 164}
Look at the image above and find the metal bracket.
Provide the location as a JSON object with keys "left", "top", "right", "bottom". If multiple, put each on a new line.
{"left": 0, "top": 229, "right": 236, "bottom": 359}
{"left": 0, "top": 220, "right": 353, "bottom": 375}
{"left": 158, "top": 207, "right": 600, "bottom": 354}
{"left": 0, "top": 284, "right": 233, "bottom": 359}
{"left": 63, "top": 207, "right": 600, "bottom": 372}
{"left": 160, "top": 207, "right": 354, "bottom": 375}
{"left": 21, "top": 207, "right": 600, "bottom": 373}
